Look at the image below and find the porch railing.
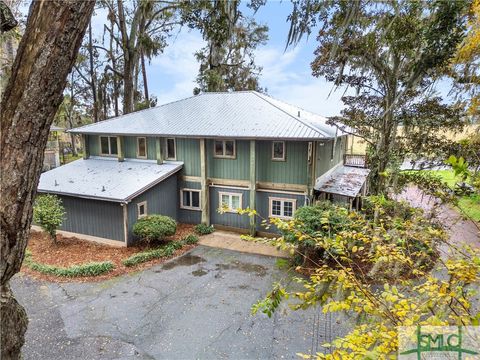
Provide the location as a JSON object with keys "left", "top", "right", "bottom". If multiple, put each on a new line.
{"left": 344, "top": 154, "right": 367, "bottom": 168}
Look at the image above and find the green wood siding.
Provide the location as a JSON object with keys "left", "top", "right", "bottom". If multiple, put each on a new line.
{"left": 175, "top": 138, "right": 201, "bottom": 177}
{"left": 315, "top": 136, "right": 346, "bottom": 178}
{"left": 207, "top": 139, "right": 250, "bottom": 180}
{"left": 87, "top": 135, "right": 100, "bottom": 156}
{"left": 210, "top": 186, "right": 250, "bottom": 229}
{"left": 257, "top": 141, "right": 308, "bottom": 185}
{"left": 124, "top": 136, "right": 136, "bottom": 158}
{"left": 178, "top": 180, "right": 202, "bottom": 224}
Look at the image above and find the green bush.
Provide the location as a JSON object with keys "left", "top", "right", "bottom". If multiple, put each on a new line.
{"left": 33, "top": 194, "right": 65, "bottom": 242}
{"left": 132, "top": 215, "right": 176, "bottom": 245}
{"left": 194, "top": 223, "right": 215, "bottom": 235}
{"left": 24, "top": 251, "right": 113, "bottom": 277}
{"left": 293, "top": 201, "right": 351, "bottom": 237}
{"left": 183, "top": 233, "right": 199, "bottom": 245}
{"left": 122, "top": 241, "right": 183, "bottom": 267}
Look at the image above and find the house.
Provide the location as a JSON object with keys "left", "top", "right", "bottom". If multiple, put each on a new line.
{"left": 37, "top": 91, "right": 369, "bottom": 246}
{"left": 43, "top": 125, "right": 63, "bottom": 171}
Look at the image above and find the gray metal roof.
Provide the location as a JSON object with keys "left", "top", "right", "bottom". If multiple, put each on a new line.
{"left": 50, "top": 125, "right": 64, "bottom": 132}
{"left": 70, "top": 91, "right": 343, "bottom": 140}
{"left": 38, "top": 158, "right": 183, "bottom": 203}
{"left": 314, "top": 165, "right": 370, "bottom": 197}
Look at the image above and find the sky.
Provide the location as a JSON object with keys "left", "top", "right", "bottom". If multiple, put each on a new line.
{"left": 123, "top": 1, "right": 350, "bottom": 117}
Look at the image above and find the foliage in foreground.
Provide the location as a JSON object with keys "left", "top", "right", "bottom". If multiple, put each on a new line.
{"left": 246, "top": 198, "right": 480, "bottom": 359}
{"left": 122, "top": 241, "right": 183, "bottom": 267}
{"left": 183, "top": 233, "right": 199, "bottom": 245}
{"left": 194, "top": 223, "right": 215, "bottom": 235}
{"left": 23, "top": 251, "right": 114, "bottom": 277}
{"left": 132, "top": 215, "right": 177, "bottom": 245}
{"left": 33, "top": 194, "right": 66, "bottom": 242}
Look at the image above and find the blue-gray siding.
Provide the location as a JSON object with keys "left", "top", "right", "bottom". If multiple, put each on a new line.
{"left": 127, "top": 174, "right": 178, "bottom": 245}
{"left": 57, "top": 195, "right": 125, "bottom": 241}
{"left": 209, "top": 186, "right": 250, "bottom": 230}
{"left": 178, "top": 180, "right": 202, "bottom": 224}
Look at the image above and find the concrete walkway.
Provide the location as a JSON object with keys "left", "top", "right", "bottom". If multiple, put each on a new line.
{"left": 198, "top": 230, "right": 288, "bottom": 258}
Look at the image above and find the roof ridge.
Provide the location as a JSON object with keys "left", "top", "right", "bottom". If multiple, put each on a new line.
{"left": 251, "top": 92, "right": 329, "bottom": 137}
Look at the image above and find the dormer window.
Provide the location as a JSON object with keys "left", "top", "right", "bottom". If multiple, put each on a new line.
{"left": 214, "top": 139, "right": 235, "bottom": 159}
{"left": 100, "top": 136, "right": 118, "bottom": 156}
{"left": 272, "top": 141, "right": 285, "bottom": 161}
{"left": 137, "top": 137, "right": 147, "bottom": 158}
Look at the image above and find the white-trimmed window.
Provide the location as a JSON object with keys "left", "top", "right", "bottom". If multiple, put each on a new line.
{"left": 100, "top": 136, "right": 118, "bottom": 156}
{"left": 137, "top": 201, "right": 147, "bottom": 219}
{"left": 214, "top": 139, "right": 236, "bottom": 159}
{"left": 269, "top": 197, "right": 296, "bottom": 219}
{"left": 137, "top": 137, "right": 147, "bottom": 158}
{"left": 165, "top": 138, "right": 176, "bottom": 160}
{"left": 272, "top": 141, "right": 285, "bottom": 161}
{"left": 180, "top": 189, "right": 201, "bottom": 210}
{"left": 219, "top": 192, "right": 242, "bottom": 212}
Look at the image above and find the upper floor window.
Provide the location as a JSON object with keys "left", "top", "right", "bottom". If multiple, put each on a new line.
{"left": 166, "top": 138, "right": 176, "bottom": 160}
{"left": 100, "top": 136, "right": 118, "bottom": 156}
{"left": 137, "top": 201, "right": 147, "bottom": 219}
{"left": 272, "top": 141, "right": 285, "bottom": 161}
{"left": 137, "top": 137, "right": 147, "bottom": 158}
{"left": 214, "top": 139, "right": 235, "bottom": 159}
{"left": 219, "top": 192, "right": 242, "bottom": 212}
{"left": 269, "top": 197, "right": 296, "bottom": 219}
{"left": 180, "top": 189, "right": 201, "bottom": 210}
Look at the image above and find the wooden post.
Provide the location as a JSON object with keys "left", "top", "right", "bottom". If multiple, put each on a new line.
{"left": 82, "top": 134, "right": 89, "bottom": 159}
{"left": 200, "top": 139, "right": 209, "bottom": 225}
{"left": 307, "top": 141, "right": 315, "bottom": 201}
{"left": 156, "top": 137, "right": 163, "bottom": 165}
{"left": 249, "top": 140, "right": 256, "bottom": 236}
{"left": 117, "top": 136, "right": 124, "bottom": 162}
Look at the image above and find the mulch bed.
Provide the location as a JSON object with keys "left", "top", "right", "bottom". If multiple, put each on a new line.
{"left": 21, "top": 223, "right": 197, "bottom": 283}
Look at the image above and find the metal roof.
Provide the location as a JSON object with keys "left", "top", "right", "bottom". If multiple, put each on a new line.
{"left": 50, "top": 125, "right": 64, "bottom": 132}
{"left": 314, "top": 165, "right": 370, "bottom": 197}
{"left": 38, "top": 158, "right": 183, "bottom": 203}
{"left": 69, "top": 91, "right": 343, "bottom": 140}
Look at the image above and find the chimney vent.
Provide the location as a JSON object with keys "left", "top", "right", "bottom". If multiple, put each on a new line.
{"left": 298, "top": 111, "right": 301, "bottom": 117}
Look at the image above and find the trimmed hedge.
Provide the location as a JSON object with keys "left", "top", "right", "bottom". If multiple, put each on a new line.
{"left": 132, "top": 215, "right": 177, "bottom": 244}
{"left": 122, "top": 241, "right": 183, "bottom": 267}
{"left": 24, "top": 251, "right": 114, "bottom": 277}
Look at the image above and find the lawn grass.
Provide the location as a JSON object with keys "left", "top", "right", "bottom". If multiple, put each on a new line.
{"left": 420, "top": 170, "right": 480, "bottom": 222}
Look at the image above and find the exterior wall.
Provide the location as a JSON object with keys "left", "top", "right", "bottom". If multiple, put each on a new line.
{"left": 209, "top": 186, "right": 250, "bottom": 230}
{"left": 257, "top": 140, "right": 308, "bottom": 185}
{"left": 126, "top": 173, "right": 178, "bottom": 245}
{"left": 56, "top": 195, "right": 125, "bottom": 241}
{"left": 315, "top": 135, "right": 347, "bottom": 178}
{"left": 255, "top": 191, "right": 307, "bottom": 233}
{"left": 87, "top": 134, "right": 100, "bottom": 156}
{"left": 177, "top": 180, "right": 202, "bottom": 224}
{"left": 207, "top": 139, "right": 250, "bottom": 180}
{"left": 174, "top": 138, "right": 201, "bottom": 177}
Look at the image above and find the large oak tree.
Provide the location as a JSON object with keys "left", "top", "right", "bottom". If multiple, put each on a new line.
{"left": 0, "top": 1, "right": 94, "bottom": 358}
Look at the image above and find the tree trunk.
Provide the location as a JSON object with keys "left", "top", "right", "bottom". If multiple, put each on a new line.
{"left": 141, "top": 49, "right": 149, "bottom": 105}
{"left": 0, "top": 1, "right": 94, "bottom": 358}
{"left": 88, "top": 22, "right": 99, "bottom": 122}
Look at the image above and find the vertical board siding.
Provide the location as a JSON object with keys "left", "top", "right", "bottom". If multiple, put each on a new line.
{"left": 147, "top": 137, "right": 157, "bottom": 160}
{"left": 177, "top": 180, "right": 202, "bottom": 224}
{"left": 255, "top": 191, "right": 306, "bottom": 233}
{"left": 257, "top": 140, "right": 308, "bottom": 184}
{"left": 87, "top": 135, "right": 100, "bottom": 156}
{"left": 315, "top": 136, "right": 346, "bottom": 178}
{"left": 207, "top": 139, "right": 250, "bottom": 180}
{"left": 127, "top": 174, "right": 178, "bottom": 245}
{"left": 209, "top": 186, "right": 250, "bottom": 229}
{"left": 176, "top": 138, "right": 201, "bottom": 177}
{"left": 58, "top": 195, "right": 125, "bottom": 241}
{"left": 123, "top": 136, "right": 136, "bottom": 158}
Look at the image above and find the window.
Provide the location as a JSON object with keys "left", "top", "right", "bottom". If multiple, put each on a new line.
{"left": 137, "top": 201, "right": 147, "bottom": 219}
{"left": 219, "top": 192, "right": 242, "bottom": 212}
{"left": 214, "top": 139, "right": 235, "bottom": 158}
{"left": 166, "top": 138, "right": 176, "bottom": 160}
{"left": 269, "top": 197, "right": 296, "bottom": 219}
{"left": 100, "top": 136, "right": 118, "bottom": 156}
{"left": 272, "top": 141, "right": 285, "bottom": 161}
{"left": 180, "top": 189, "right": 201, "bottom": 210}
{"left": 137, "top": 137, "right": 147, "bottom": 158}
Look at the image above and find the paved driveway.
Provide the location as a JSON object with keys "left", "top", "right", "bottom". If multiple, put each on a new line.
{"left": 12, "top": 246, "right": 342, "bottom": 359}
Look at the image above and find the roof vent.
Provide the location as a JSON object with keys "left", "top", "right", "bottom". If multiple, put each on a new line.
{"left": 54, "top": 180, "right": 58, "bottom": 186}
{"left": 102, "top": 186, "right": 106, "bottom": 192}
{"left": 298, "top": 111, "right": 301, "bottom": 118}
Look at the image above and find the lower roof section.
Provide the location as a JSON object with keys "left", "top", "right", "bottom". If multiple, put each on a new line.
{"left": 38, "top": 158, "right": 183, "bottom": 203}
{"left": 314, "top": 165, "right": 370, "bottom": 198}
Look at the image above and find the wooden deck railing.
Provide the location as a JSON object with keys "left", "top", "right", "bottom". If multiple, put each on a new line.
{"left": 344, "top": 154, "right": 367, "bottom": 168}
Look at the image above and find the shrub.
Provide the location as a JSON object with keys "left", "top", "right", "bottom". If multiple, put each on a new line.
{"left": 183, "top": 233, "right": 199, "bottom": 245}
{"left": 24, "top": 251, "right": 113, "bottom": 277}
{"left": 122, "top": 241, "right": 183, "bottom": 267}
{"left": 132, "top": 215, "right": 176, "bottom": 245}
{"left": 194, "top": 223, "right": 215, "bottom": 235}
{"left": 33, "top": 194, "right": 66, "bottom": 243}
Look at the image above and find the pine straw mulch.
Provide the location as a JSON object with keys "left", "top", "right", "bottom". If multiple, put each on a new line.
{"left": 21, "top": 223, "right": 197, "bottom": 283}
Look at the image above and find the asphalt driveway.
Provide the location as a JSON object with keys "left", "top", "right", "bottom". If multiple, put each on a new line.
{"left": 12, "top": 246, "right": 343, "bottom": 359}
